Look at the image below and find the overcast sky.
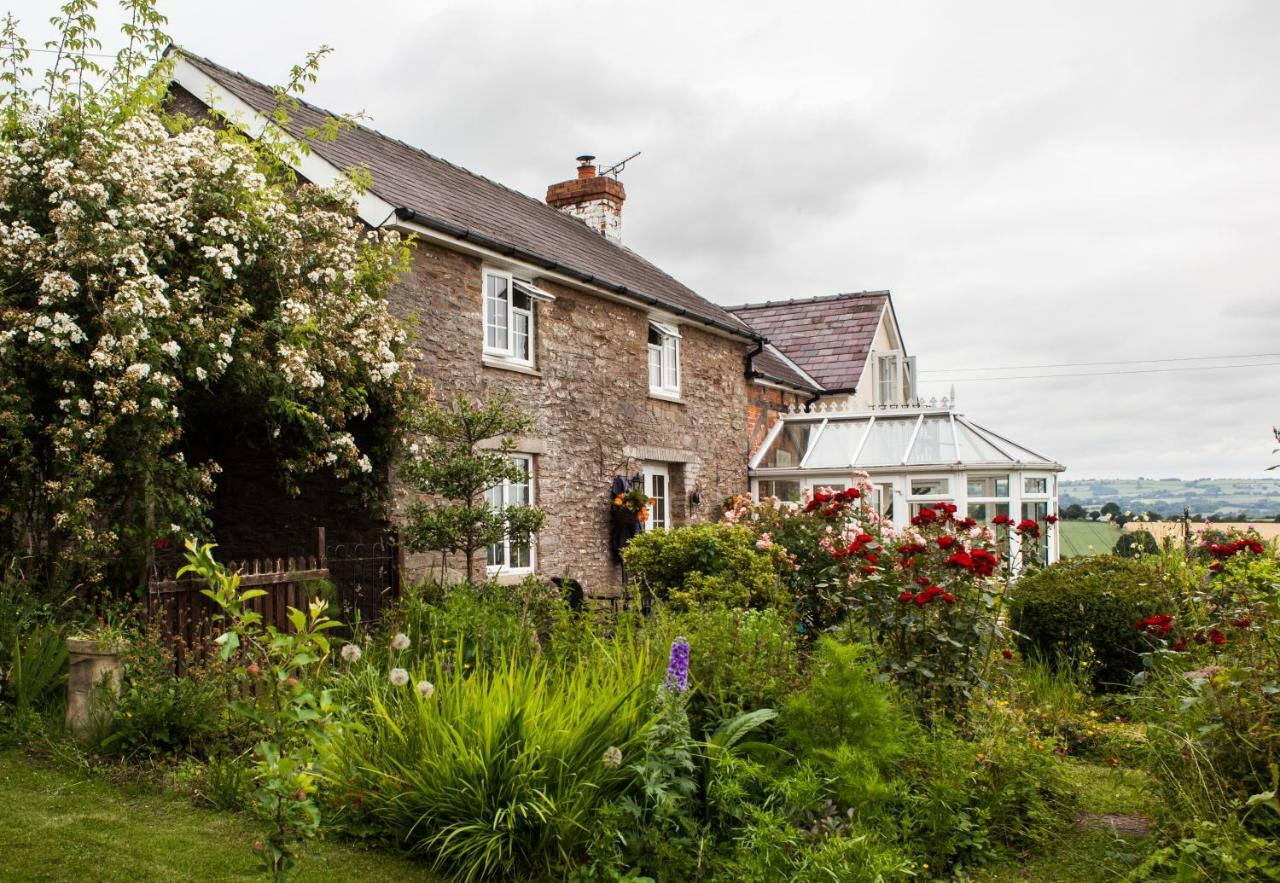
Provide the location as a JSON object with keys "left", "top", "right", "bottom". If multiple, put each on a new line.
{"left": 11, "top": 1, "right": 1280, "bottom": 479}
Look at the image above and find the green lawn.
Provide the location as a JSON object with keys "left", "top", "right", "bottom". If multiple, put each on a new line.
{"left": 1059, "top": 521, "right": 1122, "bottom": 557}
{"left": 0, "top": 750, "right": 438, "bottom": 882}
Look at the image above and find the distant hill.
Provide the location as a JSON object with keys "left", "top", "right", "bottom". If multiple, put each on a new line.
{"left": 1060, "top": 478, "right": 1280, "bottom": 520}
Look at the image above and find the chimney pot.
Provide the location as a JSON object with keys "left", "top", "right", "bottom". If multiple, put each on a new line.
{"left": 576, "top": 154, "right": 597, "bottom": 178}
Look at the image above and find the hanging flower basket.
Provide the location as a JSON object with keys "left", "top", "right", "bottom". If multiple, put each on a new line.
{"left": 611, "top": 485, "right": 652, "bottom": 528}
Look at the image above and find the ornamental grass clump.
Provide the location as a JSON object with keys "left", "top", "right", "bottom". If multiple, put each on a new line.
{"left": 325, "top": 639, "right": 655, "bottom": 881}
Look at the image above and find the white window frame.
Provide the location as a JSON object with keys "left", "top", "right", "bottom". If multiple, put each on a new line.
{"left": 648, "top": 319, "right": 681, "bottom": 397}
{"left": 486, "top": 453, "right": 536, "bottom": 576}
{"left": 483, "top": 268, "right": 548, "bottom": 367}
{"left": 906, "top": 475, "right": 952, "bottom": 518}
{"left": 965, "top": 473, "right": 1011, "bottom": 523}
{"left": 875, "top": 350, "right": 904, "bottom": 405}
{"left": 642, "top": 462, "right": 670, "bottom": 530}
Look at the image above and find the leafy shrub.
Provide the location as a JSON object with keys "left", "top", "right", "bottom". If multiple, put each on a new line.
{"left": 1116, "top": 529, "right": 1160, "bottom": 558}
{"left": 1009, "top": 555, "right": 1176, "bottom": 690}
{"left": 390, "top": 578, "right": 547, "bottom": 671}
{"left": 1132, "top": 547, "right": 1280, "bottom": 837}
{"left": 903, "top": 714, "right": 1072, "bottom": 873}
{"left": 651, "top": 605, "right": 803, "bottom": 726}
{"left": 622, "top": 522, "right": 788, "bottom": 611}
{"left": 94, "top": 620, "right": 235, "bottom": 758}
{"left": 782, "top": 639, "right": 905, "bottom": 763}
{"left": 326, "top": 642, "right": 655, "bottom": 882}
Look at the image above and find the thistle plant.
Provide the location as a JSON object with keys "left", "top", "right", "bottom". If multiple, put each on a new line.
{"left": 181, "top": 539, "right": 345, "bottom": 881}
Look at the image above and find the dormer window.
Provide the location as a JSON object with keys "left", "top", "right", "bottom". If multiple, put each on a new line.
{"left": 647, "top": 319, "right": 681, "bottom": 397}
{"left": 483, "top": 268, "right": 553, "bottom": 367}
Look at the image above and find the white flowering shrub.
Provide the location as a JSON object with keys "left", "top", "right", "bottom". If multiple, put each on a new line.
{"left": 0, "top": 5, "right": 416, "bottom": 592}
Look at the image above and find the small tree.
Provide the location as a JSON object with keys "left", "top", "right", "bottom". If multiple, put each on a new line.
{"left": 401, "top": 394, "right": 544, "bottom": 580}
{"left": 1063, "top": 504, "right": 1087, "bottom": 520}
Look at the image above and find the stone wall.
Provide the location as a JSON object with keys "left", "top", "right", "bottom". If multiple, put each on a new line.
{"left": 390, "top": 240, "right": 752, "bottom": 592}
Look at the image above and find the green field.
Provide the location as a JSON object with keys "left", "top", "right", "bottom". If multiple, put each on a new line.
{"left": 1059, "top": 521, "right": 1122, "bottom": 557}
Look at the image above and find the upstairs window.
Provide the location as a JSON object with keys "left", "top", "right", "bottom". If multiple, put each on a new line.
{"left": 483, "top": 269, "right": 552, "bottom": 366}
{"left": 876, "top": 352, "right": 901, "bottom": 404}
{"left": 648, "top": 319, "right": 681, "bottom": 396}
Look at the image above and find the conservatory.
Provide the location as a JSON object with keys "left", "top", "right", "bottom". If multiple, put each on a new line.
{"left": 749, "top": 399, "right": 1065, "bottom": 563}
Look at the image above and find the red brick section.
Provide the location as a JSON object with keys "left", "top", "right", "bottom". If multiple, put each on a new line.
{"left": 728, "top": 292, "right": 889, "bottom": 390}
{"left": 747, "top": 386, "right": 806, "bottom": 453}
{"left": 546, "top": 171, "right": 625, "bottom": 210}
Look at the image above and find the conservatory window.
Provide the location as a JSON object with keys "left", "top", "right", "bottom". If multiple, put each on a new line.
{"left": 1022, "top": 500, "right": 1051, "bottom": 566}
{"left": 648, "top": 320, "right": 681, "bottom": 396}
{"left": 967, "top": 475, "right": 1010, "bottom": 498}
{"left": 906, "top": 416, "right": 958, "bottom": 464}
{"left": 1024, "top": 477, "right": 1048, "bottom": 495}
{"left": 908, "top": 477, "right": 951, "bottom": 518}
{"left": 873, "top": 483, "right": 895, "bottom": 521}
{"left": 483, "top": 270, "right": 550, "bottom": 366}
{"left": 758, "top": 421, "right": 817, "bottom": 469}
{"left": 877, "top": 353, "right": 901, "bottom": 404}
{"left": 910, "top": 478, "right": 949, "bottom": 497}
{"left": 486, "top": 454, "right": 535, "bottom": 574}
{"left": 757, "top": 479, "right": 802, "bottom": 503}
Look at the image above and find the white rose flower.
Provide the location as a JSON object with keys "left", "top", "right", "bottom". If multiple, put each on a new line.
{"left": 389, "top": 667, "right": 409, "bottom": 687}
{"left": 390, "top": 632, "right": 410, "bottom": 652}
{"left": 416, "top": 680, "right": 435, "bottom": 700}
{"left": 340, "top": 643, "right": 362, "bottom": 664}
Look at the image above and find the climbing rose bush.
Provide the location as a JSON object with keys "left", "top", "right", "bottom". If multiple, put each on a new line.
{"left": 0, "top": 103, "right": 413, "bottom": 589}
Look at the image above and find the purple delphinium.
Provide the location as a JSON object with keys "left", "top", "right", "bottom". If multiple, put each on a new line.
{"left": 664, "top": 637, "right": 690, "bottom": 693}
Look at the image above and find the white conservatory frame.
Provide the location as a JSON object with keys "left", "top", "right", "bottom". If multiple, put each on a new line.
{"left": 749, "top": 399, "right": 1066, "bottom": 564}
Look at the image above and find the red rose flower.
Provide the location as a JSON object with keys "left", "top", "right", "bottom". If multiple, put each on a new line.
{"left": 946, "top": 551, "right": 974, "bottom": 570}
{"left": 1172, "top": 637, "right": 1187, "bottom": 651}
{"left": 1231, "top": 618, "right": 1252, "bottom": 629}
{"left": 915, "top": 575, "right": 931, "bottom": 587}
{"left": 842, "top": 487, "right": 862, "bottom": 500}
{"left": 1016, "top": 519, "right": 1041, "bottom": 538}
{"left": 1134, "top": 614, "right": 1174, "bottom": 637}
{"left": 911, "top": 506, "right": 939, "bottom": 526}
{"left": 992, "top": 513, "right": 1013, "bottom": 526}
{"left": 1045, "top": 514, "right": 1059, "bottom": 524}
{"left": 1209, "top": 628, "right": 1227, "bottom": 646}
{"left": 941, "top": 592, "right": 956, "bottom": 604}
{"left": 937, "top": 536, "right": 957, "bottom": 549}
{"left": 898, "top": 592, "right": 914, "bottom": 602}
{"left": 969, "top": 549, "right": 999, "bottom": 577}
{"left": 1001, "top": 649, "right": 1013, "bottom": 659}
{"left": 957, "top": 517, "right": 977, "bottom": 529}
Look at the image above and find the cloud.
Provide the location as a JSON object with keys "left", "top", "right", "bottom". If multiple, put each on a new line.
{"left": 7, "top": 0, "right": 1278, "bottom": 478}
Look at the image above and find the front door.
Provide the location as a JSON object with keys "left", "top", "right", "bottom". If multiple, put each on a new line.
{"left": 642, "top": 462, "right": 669, "bottom": 530}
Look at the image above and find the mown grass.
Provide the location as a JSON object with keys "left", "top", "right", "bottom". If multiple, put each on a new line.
{"left": 0, "top": 749, "right": 439, "bottom": 882}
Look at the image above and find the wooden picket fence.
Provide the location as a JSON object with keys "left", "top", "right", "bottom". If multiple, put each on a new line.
{"left": 147, "top": 534, "right": 330, "bottom": 659}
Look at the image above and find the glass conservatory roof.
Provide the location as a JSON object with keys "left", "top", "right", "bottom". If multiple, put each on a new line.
{"left": 751, "top": 407, "right": 1061, "bottom": 471}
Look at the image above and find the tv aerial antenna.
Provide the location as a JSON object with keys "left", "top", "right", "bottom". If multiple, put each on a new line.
{"left": 600, "top": 151, "right": 641, "bottom": 178}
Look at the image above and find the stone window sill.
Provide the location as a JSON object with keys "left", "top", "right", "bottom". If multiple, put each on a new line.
{"left": 648, "top": 390, "right": 685, "bottom": 405}
{"left": 483, "top": 356, "right": 542, "bottom": 377}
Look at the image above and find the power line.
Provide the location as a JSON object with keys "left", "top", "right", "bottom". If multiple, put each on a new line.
{"left": 920, "top": 352, "right": 1280, "bottom": 374}
{"left": 922, "top": 360, "right": 1280, "bottom": 383}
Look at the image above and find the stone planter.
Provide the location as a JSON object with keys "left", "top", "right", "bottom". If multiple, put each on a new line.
{"left": 65, "top": 637, "right": 124, "bottom": 741}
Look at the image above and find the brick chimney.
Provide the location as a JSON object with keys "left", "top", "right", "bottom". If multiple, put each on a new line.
{"left": 546, "top": 154, "right": 626, "bottom": 242}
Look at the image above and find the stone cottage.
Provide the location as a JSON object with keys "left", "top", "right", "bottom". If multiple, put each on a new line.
{"left": 167, "top": 49, "right": 765, "bottom": 591}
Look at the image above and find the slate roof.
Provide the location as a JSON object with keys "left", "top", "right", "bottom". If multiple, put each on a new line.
{"left": 749, "top": 344, "right": 824, "bottom": 393}
{"left": 171, "top": 48, "right": 756, "bottom": 339}
{"left": 727, "top": 292, "right": 891, "bottom": 391}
